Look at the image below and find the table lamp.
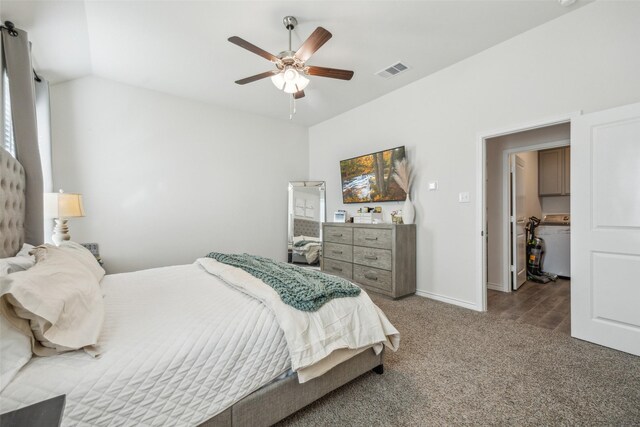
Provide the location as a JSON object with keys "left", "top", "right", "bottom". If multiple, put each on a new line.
{"left": 44, "top": 189, "right": 85, "bottom": 246}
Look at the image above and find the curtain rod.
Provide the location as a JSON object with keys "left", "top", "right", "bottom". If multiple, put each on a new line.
{"left": 2, "top": 20, "right": 43, "bottom": 82}
{"left": 0, "top": 20, "right": 18, "bottom": 36}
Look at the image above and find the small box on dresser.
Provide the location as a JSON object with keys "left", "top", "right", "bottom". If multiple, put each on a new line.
{"left": 322, "top": 223, "right": 416, "bottom": 299}
{"left": 353, "top": 212, "right": 383, "bottom": 224}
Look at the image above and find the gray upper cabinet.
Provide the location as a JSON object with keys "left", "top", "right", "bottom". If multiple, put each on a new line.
{"left": 539, "top": 146, "right": 570, "bottom": 196}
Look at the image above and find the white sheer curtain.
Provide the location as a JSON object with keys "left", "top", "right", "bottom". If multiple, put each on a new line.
{"left": 1, "top": 25, "right": 45, "bottom": 244}
{"left": 35, "top": 78, "right": 53, "bottom": 242}
{"left": 2, "top": 68, "right": 16, "bottom": 156}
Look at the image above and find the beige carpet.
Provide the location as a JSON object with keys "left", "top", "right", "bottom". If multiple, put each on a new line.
{"left": 279, "top": 295, "right": 640, "bottom": 426}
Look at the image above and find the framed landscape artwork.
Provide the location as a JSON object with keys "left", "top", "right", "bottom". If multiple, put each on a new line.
{"left": 340, "top": 146, "right": 407, "bottom": 203}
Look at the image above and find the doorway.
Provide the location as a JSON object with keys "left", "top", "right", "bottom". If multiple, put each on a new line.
{"left": 490, "top": 140, "right": 572, "bottom": 333}
{"left": 475, "top": 113, "right": 577, "bottom": 314}
{"left": 484, "top": 125, "right": 571, "bottom": 332}
{"left": 477, "top": 104, "right": 640, "bottom": 356}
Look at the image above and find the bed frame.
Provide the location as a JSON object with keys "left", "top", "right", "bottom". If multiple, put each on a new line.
{"left": 1, "top": 146, "right": 385, "bottom": 426}
{"left": 199, "top": 349, "right": 383, "bottom": 427}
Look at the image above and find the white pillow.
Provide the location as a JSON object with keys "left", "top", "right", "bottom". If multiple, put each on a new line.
{"left": 16, "top": 243, "right": 35, "bottom": 258}
{"left": 0, "top": 244, "right": 36, "bottom": 276}
{"left": 0, "top": 244, "right": 104, "bottom": 356}
{"left": 0, "top": 314, "right": 32, "bottom": 391}
{"left": 58, "top": 241, "right": 105, "bottom": 282}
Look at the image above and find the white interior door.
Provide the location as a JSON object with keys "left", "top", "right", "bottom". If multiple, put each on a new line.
{"left": 511, "top": 154, "right": 527, "bottom": 290}
{"left": 572, "top": 102, "right": 640, "bottom": 356}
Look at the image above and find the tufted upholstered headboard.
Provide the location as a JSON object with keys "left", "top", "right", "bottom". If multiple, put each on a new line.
{"left": 0, "top": 147, "right": 26, "bottom": 258}
{"left": 293, "top": 218, "right": 320, "bottom": 238}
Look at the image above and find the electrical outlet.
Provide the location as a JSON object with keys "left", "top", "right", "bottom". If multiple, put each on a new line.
{"left": 428, "top": 181, "right": 438, "bottom": 191}
{"left": 458, "top": 192, "right": 470, "bottom": 203}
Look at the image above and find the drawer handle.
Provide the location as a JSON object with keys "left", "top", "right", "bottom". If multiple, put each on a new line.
{"left": 365, "top": 237, "right": 378, "bottom": 241}
{"left": 364, "top": 255, "right": 378, "bottom": 260}
{"left": 332, "top": 250, "right": 343, "bottom": 254}
{"left": 332, "top": 267, "right": 343, "bottom": 272}
{"left": 364, "top": 273, "right": 378, "bottom": 281}
{"left": 333, "top": 234, "right": 343, "bottom": 237}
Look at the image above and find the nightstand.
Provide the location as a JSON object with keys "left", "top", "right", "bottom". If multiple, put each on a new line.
{"left": 81, "top": 243, "right": 103, "bottom": 266}
{"left": 0, "top": 395, "right": 66, "bottom": 427}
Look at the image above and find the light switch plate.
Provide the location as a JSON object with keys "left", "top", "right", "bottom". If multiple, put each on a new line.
{"left": 428, "top": 181, "right": 438, "bottom": 191}
{"left": 458, "top": 192, "right": 470, "bottom": 203}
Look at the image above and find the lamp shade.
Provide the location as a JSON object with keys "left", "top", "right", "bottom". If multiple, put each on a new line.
{"left": 271, "top": 69, "right": 310, "bottom": 93}
{"left": 271, "top": 72, "right": 285, "bottom": 90}
{"left": 44, "top": 191, "right": 85, "bottom": 219}
{"left": 283, "top": 75, "right": 309, "bottom": 94}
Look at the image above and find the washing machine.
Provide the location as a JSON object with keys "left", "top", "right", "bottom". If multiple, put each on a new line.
{"left": 537, "top": 214, "right": 571, "bottom": 278}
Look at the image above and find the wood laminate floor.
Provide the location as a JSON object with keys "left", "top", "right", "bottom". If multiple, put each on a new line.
{"left": 487, "top": 279, "right": 571, "bottom": 334}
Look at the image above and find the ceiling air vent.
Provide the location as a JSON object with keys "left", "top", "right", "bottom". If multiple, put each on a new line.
{"left": 375, "top": 62, "right": 410, "bottom": 79}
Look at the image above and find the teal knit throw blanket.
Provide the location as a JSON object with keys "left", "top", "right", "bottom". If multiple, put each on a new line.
{"left": 205, "top": 253, "right": 361, "bottom": 312}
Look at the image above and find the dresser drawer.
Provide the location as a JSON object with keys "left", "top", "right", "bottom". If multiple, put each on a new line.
{"left": 353, "top": 246, "right": 392, "bottom": 271}
{"left": 353, "top": 265, "right": 392, "bottom": 292}
{"left": 323, "top": 258, "right": 353, "bottom": 280}
{"left": 324, "top": 226, "right": 353, "bottom": 244}
{"left": 353, "top": 228, "right": 392, "bottom": 249}
{"left": 324, "top": 242, "right": 353, "bottom": 262}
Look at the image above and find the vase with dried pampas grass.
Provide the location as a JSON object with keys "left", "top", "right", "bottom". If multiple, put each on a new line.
{"left": 392, "top": 158, "right": 415, "bottom": 224}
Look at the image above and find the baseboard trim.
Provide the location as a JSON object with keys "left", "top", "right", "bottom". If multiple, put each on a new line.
{"left": 487, "top": 282, "right": 505, "bottom": 292}
{"left": 415, "top": 290, "right": 481, "bottom": 312}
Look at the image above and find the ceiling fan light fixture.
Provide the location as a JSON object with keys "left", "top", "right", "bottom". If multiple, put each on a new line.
{"left": 283, "top": 81, "right": 298, "bottom": 94}
{"left": 283, "top": 67, "right": 299, "bottom": 82}
{"left": 273, "top": 68, "right": 310, "bottom": 93}
{"left": 283, "top": 75, "right": 310, "bottom": 94}
{"left": 296, "top": 74, "right": 310, "bottom": 90}
{"left": 271, "top": 72, "right": 285, "bottom": 90}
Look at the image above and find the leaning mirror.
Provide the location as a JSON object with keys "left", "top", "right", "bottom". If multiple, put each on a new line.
{"left": 287, "top": 181, "right": 326, "bottom": 267}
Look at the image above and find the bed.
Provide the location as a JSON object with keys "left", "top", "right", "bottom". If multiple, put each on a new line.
{"left": 289, "top": 218, "right": 322, "bottom": 265}
{"left": 0, "top": 147, "right": 399, "bottom": 426}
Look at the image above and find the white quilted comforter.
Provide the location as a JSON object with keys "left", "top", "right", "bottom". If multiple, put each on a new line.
{"left": 197, "top": 258, "right": 399, "bottom": 382}
{"left": 0, "top": 264, "right": 291, "bottom": 426}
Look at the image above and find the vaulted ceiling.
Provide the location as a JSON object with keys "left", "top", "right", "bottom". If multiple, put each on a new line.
{"left": 1, "top": 1, "right": 589, "bottom": 126}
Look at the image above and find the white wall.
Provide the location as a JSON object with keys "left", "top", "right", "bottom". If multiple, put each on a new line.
{"left": 293, "top": 187, "right": 321, "bottom": 222}
{"left": 51, "top": 76, "right": 308, "bottom": 273}
{"left": 486, "top": 123, "right": 568, "bottom": 288}
{"left": 308, "top": 2, "right": 640, "bottom": 309}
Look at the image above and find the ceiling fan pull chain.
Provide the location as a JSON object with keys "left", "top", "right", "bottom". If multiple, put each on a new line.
{"left": 289, "top": 93, "right": 297, "bottom": 120}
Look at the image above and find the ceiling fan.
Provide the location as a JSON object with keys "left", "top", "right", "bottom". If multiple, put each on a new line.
{"left": 228, "top": 16, "right": 354, "bottom": 102}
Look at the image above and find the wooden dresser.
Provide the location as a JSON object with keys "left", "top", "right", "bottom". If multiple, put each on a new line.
{"left": 321, "top": 223, "right": 416, "bottom": 299}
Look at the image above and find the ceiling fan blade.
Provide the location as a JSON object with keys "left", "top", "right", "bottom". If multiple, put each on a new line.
{"left": 306, "top": 66, "right": 354, "bottom": 80}
{"left": 228, "top": 36, "right": 279, "bottom": 62}
{"left": 294, "top": 90, "right": 305, "bottom": 99}
{"left": 235, "top": 70, "right": 278, "bottom": 85}
{"left": 295, "top": 27, "right": 332, "bottom": 62}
